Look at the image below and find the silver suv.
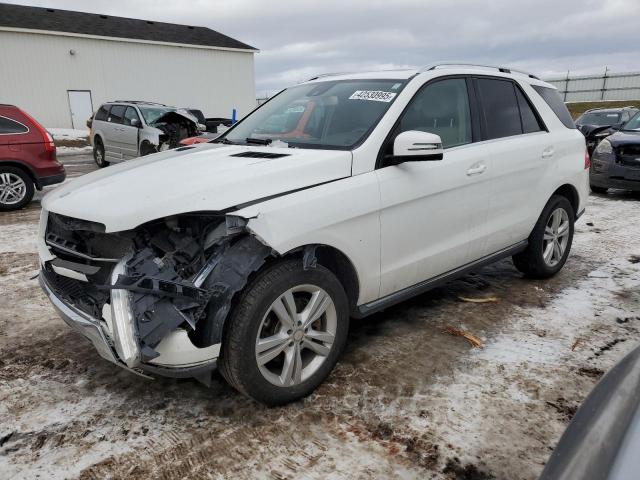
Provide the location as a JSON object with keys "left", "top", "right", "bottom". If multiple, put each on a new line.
{"left": 89, "top": 101, "right": 201, "bottom": 167}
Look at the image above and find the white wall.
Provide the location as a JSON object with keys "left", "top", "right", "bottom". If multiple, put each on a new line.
{"left": 0, "top": 30, "right": 255, "bottom": 128}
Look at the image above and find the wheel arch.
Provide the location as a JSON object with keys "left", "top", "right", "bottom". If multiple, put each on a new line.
{"left": 279, "top": 243, "right": 361, "bottom": 314}
{"left": 552, "top": 184, "right": 579, "bottom": 219}
{"left": 0, "top": 160, "right": 39, "bottom": 189}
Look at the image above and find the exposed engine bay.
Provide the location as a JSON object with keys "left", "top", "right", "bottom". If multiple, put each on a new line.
{"left": 152, "top": 110, "right": 201, "bottom": 150}
{"left": 41, "top": 211, "right": 273, "bottom": 372}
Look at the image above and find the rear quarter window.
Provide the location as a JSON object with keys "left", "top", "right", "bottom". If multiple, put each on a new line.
{"left": 532, "top": 86, "right": 575, "bottom": 129}
{"left": 0, "top": 116, "right": 29, "bottom": 134}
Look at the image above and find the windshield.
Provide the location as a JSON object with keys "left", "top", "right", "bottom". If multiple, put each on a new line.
{"left": 138, "top": 106, "right": 176, "bottom": 125}
{"left": 223, "top": 79, "right": 407, "bottom": 149}
{"left": 622, "top": 112, "right": 640, "bottom": 131}
{"left": 577, "top": 111, "right": 621, "bottom": 126}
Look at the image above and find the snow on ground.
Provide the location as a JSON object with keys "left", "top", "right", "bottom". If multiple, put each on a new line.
{"left": 47, "top": 128, "right": 88, "bottom": 141}
{"left": 0, "top": 184, "right": 639, "bottom": 479}
{"left": 56, "top": 145, "right": 93, "bottom": 155}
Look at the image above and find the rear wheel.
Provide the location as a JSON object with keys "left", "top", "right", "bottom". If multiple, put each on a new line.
{"left": 218, "top": 259, "right": 349, "bottom": 405}
{"left": 513, "top": 195, "right": 574, "bottom": 279}
{"left": 0, "top": 166, "right": 34, "bottom": 211}
{"left": 93, "top": 137, "right": 109, "bottom": 168}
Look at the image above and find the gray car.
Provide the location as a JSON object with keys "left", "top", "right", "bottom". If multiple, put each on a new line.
{"left": 89, "top": 101, "right": 201, "bottom": 167}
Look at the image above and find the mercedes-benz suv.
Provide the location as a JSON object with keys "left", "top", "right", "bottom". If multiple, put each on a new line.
{"left": 38, "top": 64, "right": 589, "bottom": 405}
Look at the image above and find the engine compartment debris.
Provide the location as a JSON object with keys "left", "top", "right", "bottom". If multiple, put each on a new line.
{"left": 41, "top": 210, "right": 274, "bottom": 365}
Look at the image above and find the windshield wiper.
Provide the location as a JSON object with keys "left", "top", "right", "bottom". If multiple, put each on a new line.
{"left": 245, "top": 137, "right": 272, "bottom": 145}
{"left": 211, "top": 137, "right": 236, "bottom": 145}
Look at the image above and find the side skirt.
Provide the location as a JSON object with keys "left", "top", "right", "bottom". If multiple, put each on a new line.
{"left": 354, "top": 240, "right": 528, "bottom": 318}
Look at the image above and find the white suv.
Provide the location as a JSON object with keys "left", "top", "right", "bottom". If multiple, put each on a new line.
{"left": 38, "top": 64, "right": 588, "bottom": 405}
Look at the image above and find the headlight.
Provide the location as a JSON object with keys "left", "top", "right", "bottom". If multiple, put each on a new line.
{"left": 594, "top": 132, "right": 610, "bottom": 138}
{"left": 595, "top": 139, "right": 612, "bottom": 155}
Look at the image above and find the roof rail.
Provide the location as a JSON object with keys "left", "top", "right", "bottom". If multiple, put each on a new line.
{"left": 419, "top": 62, "right": 540, "bottom": 80}
{"left": 305, "top": 72, "right": 358, "bottom": 82}
{"left": 112, "top": 100, "right": 168, "bottom": 106}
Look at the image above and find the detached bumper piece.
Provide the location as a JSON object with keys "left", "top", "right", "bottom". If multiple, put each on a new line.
{"left": 39, "top": 272, "right": 151, "bottom": 378}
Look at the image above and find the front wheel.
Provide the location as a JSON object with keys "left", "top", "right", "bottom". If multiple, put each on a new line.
{"left": 218, "top": 259, "right": 349, "bottom": 405}
{"left": 513, "top": 195, "right": 575, "bottom": 279}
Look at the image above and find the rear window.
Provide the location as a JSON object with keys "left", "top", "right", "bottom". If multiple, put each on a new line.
{"left": 94, "top": 105, "right": 110, "bottom": 121}
{"left": 532, "top": 86, "right": 575, "bottom": 129}
{"left": 0, "top": 116, "right": 29, "bottom": 134}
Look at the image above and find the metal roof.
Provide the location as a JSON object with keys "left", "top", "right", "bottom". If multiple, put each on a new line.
{"left": 0, "top": 3, "right": 257, "bottom": 51}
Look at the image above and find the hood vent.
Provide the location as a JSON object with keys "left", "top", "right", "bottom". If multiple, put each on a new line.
{"left": 231, "top": 151, "right": 290, "bottom": 159}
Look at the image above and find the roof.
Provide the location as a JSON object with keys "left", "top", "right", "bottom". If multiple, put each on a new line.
{"left": 305, "top": 64, "right": 552, "bottom": 88}
{"left": 0, "top": 3, "right": 257, "bottom": 51}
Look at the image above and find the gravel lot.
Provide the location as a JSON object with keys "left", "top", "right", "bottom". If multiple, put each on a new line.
{"left": 1, "top": 155, "right": 639, "bottom": 479}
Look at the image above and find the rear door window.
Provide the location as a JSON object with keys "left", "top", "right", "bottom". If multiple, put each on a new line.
{"left": 477, "top": 78, "right": 522, "bottom": 139}
{"left": 0, "top": 116, "right": 29, "bottom": 134}
{"left": 532, "top": 86, "right": 575, "bottom": 129}
{"left": 108, "top": 105, "right": 126, "bottom": 124}
{"left": 94, "top": 105, "right": 110, "bottom": 121}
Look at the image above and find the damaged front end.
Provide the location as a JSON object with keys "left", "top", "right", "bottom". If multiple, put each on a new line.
{"left": 152, "top": 110, "right": 202, "bottom": 151}
{"left": 38, "top": 210, "right": 272, "bottom": 379}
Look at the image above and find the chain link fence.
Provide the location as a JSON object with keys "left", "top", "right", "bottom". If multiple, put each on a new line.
{"left": 545, "top": 70, "right": 640, "bottom": 102}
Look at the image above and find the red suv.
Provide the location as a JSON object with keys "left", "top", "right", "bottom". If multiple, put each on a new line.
{"left": 0, "top": 105, "right": 65, "bottom": 210}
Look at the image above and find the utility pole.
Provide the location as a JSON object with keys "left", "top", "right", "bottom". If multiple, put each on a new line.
{"left": 564, "top": 70, "right": 570, "bottom": 101}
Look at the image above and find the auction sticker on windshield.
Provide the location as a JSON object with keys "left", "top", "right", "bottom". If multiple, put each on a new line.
{"left": 349, "top": 90, "right": 397, "bottom": 102}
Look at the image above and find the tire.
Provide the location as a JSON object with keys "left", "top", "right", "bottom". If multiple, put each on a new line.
{"left": 512, "top": 195, "right": 575, "bottom": 279}
{"left": 590, "top": 184, "right": 607, "bottom": 194}
{"left": 93, "top": 137, "right": 109, "bottom": 168}
{"left": 0, "top": 166, "right": 34, "bottom": 211}
{"left": 218, "top": 259, "right": 349, "bottom": 405}
{"left": 139, "top": 142, "right": 157, "bottom": 156}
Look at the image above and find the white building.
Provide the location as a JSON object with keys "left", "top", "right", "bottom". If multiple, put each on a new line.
{"left": 0, "top": 3, "right": 257, "bottom": 129}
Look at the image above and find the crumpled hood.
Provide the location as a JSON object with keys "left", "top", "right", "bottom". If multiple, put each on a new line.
{"left": 151, "top": 109, "right": 199, "bottom": 127}
{"left": 43, "top": 144, "right": 352, "bottom": 232}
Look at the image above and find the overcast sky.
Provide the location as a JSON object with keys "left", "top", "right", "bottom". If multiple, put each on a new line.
{"left": 6, "top": 0, "right": 640, "bottom": 95}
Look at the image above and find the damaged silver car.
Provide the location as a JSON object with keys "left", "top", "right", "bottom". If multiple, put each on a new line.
{"left": 89, "top": 101, "right": 202, "bottom": 167}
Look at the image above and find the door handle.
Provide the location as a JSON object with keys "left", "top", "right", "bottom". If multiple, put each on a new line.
{"left": 542, "top": 147, "right": 555, "bottom": 159}
{"left": 466, "top": 163, "right": 487, "bottom": 176}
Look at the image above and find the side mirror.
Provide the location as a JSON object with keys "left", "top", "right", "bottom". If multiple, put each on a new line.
{"left": 130, "top": 118, "right": 140, "bottom": 128}
{"left": 391, "top": 130, "right": 443, "bottom": 164}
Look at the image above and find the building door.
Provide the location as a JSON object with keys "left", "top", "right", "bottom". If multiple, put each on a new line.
{"left": 67, "top": 90, "right": 93, "bottom": 130}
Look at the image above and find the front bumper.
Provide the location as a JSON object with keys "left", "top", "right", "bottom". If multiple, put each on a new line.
{"left": 39, "top": 268, "right": 218, "bottom": 379}
{"left": 38, "top": 272, "right": 149, "bottom": 377}
{"left": 590, "top": 159, "right": 640, "bottom": 191}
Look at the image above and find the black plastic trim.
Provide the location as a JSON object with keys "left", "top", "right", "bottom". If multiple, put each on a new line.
{"left": 354, "top": 240, "right": 528, "bottom": 318}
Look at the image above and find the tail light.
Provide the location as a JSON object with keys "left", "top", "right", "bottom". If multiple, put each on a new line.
{"left": 18, "top": 108, "right": 56, "bottom": 160}
{"left": 584, "top": 149, "right": 590, "bottom": 169}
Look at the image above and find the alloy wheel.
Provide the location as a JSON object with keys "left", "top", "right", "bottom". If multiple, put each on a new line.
{"left": 0, "top": 172, "right": 27, "bottom": 205}
{"left": 255, "top": 284, "right": 337, "bottom": 387}
{"left": 542, "top": 207, "right": 570, "bottom": 267}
